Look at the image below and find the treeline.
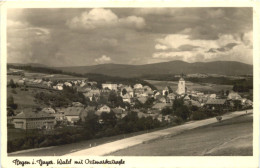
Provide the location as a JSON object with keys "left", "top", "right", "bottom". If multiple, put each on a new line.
{"left": 7, "top": 64, "right": 63, "bottom": 74}
{"left": 233, "top": 80, "right": 253, "bottom": 92}
{"left": 7, "top": 64, "right": 157, "bottom": 90}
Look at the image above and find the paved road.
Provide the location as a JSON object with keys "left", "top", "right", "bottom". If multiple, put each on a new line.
{"left": 66, "top": 110, "right": 252, "bottom": 156}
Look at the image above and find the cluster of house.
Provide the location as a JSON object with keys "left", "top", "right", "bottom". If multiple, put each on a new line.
{"left": 9, "top": 76, "right": 253, "bottom": 130}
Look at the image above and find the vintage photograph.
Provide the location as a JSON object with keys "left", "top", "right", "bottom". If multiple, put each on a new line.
{"left": 6, "top": 7, "right": 253, "bottom": 157}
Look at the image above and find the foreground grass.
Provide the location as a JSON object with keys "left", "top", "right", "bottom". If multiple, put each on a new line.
{"left": 110, "top": 114, "right": 253, "bottom": 156}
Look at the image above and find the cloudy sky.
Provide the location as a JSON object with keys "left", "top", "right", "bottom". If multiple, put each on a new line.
{"left": 7, "top": 8, "right": 252, "bottom": 66}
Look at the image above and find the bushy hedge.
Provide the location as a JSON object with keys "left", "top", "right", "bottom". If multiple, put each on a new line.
{"left": 191, "top": 110, "right": 207, "bottom": 120}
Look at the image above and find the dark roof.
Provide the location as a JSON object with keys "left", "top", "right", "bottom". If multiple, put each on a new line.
{"left": 206, "top": 99, "right": 226, "bottom": 105}
{"left": 14, "top": 111, "right": 54, "bottom": 119}
{"left": 63, "top": 107, "right": 86, "bottom": 116}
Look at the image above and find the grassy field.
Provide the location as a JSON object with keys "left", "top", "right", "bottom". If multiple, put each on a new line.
{"left": 110, "top": 114, "right": 253, "bottom": 156}
{"left": 7, "top": 87, "right": 50, "bottom": 113}
{"left": 146, "top": 79, "right": 233, "bottom": 93}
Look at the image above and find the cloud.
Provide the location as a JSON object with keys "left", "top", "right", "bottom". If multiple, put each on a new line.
{"left": 178, "top": 44, "right": 199, "bottom": 51}
{"left": 155, "top": 44, "right": 168, "bottom": 50}
{"left": 95, "top": 55, "right": 112, "bottom": 64}
{"left": 7, "top": 8, "right": 253, "bottom": 66}
{"left": 207, "top": 43, "right": 238, "bottom": 53}
{"left": 152, "top": 31, "right": 252, "bottom": 64}
{"left": 66, "top": 8, "right": 145, "bottom": 31}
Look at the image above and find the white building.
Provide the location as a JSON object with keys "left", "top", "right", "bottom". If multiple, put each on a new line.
{"left": 102, "top": 83, "right": 118, "bottom": 91}
{"left": 134, "top": 83, "right": 143, "bottom": 89}
{"left": 176, "top": 77, "right": 186, "bottom": 95}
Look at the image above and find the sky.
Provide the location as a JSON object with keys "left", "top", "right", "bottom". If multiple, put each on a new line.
{"left": 7, "top": 8, "right": 253, "bottom": 66}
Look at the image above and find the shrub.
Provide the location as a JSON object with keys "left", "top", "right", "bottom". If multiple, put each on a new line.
{"left": 11, "top": 89, "right": 17, "bottom": 94}
{"left": 191, "top": 110, "right": 207, "bottom": 120}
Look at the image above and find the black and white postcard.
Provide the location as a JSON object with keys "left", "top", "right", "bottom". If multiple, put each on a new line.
{"left": 1, "top": 1, "right": 259, "bottom": 168}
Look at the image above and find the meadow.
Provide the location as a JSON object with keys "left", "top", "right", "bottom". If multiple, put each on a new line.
{"left": 145, "top": 80, "right": 233, "bottom": 93}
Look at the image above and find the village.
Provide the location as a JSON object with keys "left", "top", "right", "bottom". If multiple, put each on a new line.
{"left": 7, "top": 68, "right": 253, "bottom": 132}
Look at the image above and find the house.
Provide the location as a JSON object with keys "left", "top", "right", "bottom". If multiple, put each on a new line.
{"left": 12, "top": 110, "right": 55, "bottom": 130}
{"left": 190, "top": 100, "right": 201, "bottom": 107}
{"left": 121, "top": 93, "right": 132, "bottom": 103}
{"left": 52, "top": 112, "right": 66, "bottom": 122}
{"left": 158, "top": 97, "right": 167, "bottom": 103}
{"left": 137, "top": 112, "right": 148, "bottom": 118}
{"left": 139, "top": 92, "right": 148, "bottom": 97}
{"left": 134, "top": 83, "right": 143, "bottom": 89}
{"left": 41, "top": 107, "right": 56, "bottom": 114}
{"left": 83, "top": 89, "right": 101, "bottom": 101}
{"left": 152, "top": 103, "right": 171, "bottom": 110}
{"left": 205, "top": 99, "right": 227, "bottom": 110}
{"left": 53, "top": 83, "right": 63, "bottom": 90}
{"left": 209, "top": 94, "right": 217, "bottom": 99}
{"left": 184, "top": 95, "right": 191, "bottom": 101}
{"left": 227, "top": 92, "right": 242, "bottom": 100}
{"left": 72, "top": 102, "right": 84, "bottom": 107}
{"left": 47, "top": 81, "right": 52, "bottom": 87}
{"left": 96, "top": 105, "right": 111, "bottom": 116}
{"left": 102, "top": 83, "right": 118, "bottom": 91}
{"left": 138, "top": 97, "right": 148, "bottom": 104}
{"left": 64, "top": 82, "right": 72, "bottom": 87}
{"left": 245, "top": 99, "right": 253, "bottom": 107}
{"left": 17, "top": 79, "right": 25, "bottom": 86}
{"left": 112, "top": 108, "right": 125, "bottom": 119}
{"left": 162, "top": 86, "right": 173, "bottom": 96}
{"left": 121, "top": 86, "right": 134, "bottom": 97}
{"left": 143, "top": 85, "right": 152, "bottom": 91}
{"left": 167, "top": 93, "right": 176, "bottom": 100}
{"left": 80, "top": 82, "right": 86, "bottom": 87}
{"left": 63, "top": 106, "right": 85, "bottom": 124}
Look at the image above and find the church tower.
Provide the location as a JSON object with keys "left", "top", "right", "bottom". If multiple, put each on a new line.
{"left": 176, "top": 74, "right": 186, "bottom": 95}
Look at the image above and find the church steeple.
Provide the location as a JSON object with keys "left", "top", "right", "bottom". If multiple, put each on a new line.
{"left": 176, "top": 74, "right": 185, "bottom": 95}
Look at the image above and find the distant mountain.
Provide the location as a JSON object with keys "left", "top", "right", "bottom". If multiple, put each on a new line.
{"left": 8, "top": 63, "right": 48, "bottom": 67}
{"left": 54, "top": 61, "right": 253, "bottom": 78}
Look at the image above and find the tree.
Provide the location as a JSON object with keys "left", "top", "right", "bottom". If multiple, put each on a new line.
{"left": 164, "top": 91, "right": 168, "bottom": 97}
{"left": 83, "top": 113, "right": 100, "bottom": 134}
{"left": 122, "top": 88, "right": 127, "bottom": 96}
{"left": 226, "top": 90, "right": 229, "bottom": 96}
{"left": 108, "top": 91, "right": 118, "bottom": 106}
{"left": 100, "top": 111, "right": 117, "bottom": 127}
{"left": 174, "top": 105, "right": 191, "bottom": 121}
{"left": 220, "top": 89, "right": 225, "bottom": 97}
{"left": 7, "top": 95, "right": 17, "bottom": 110}
{"left": 161, "top": 107, "right": 172, "bottom": 116}
{"left": 9, "top": 79, "right": 16, "bottom": 88}
{"left": 7, "top": 108, "right": 15, "bottom": 116}
{"left": 144, "top": 97, "right": 155, "bottom": 108}
{"left": 172, "top": 98, "right": 184, "bottom": 111}
{"left": 233, "top": 100, "right": 242, "bottom": 110}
